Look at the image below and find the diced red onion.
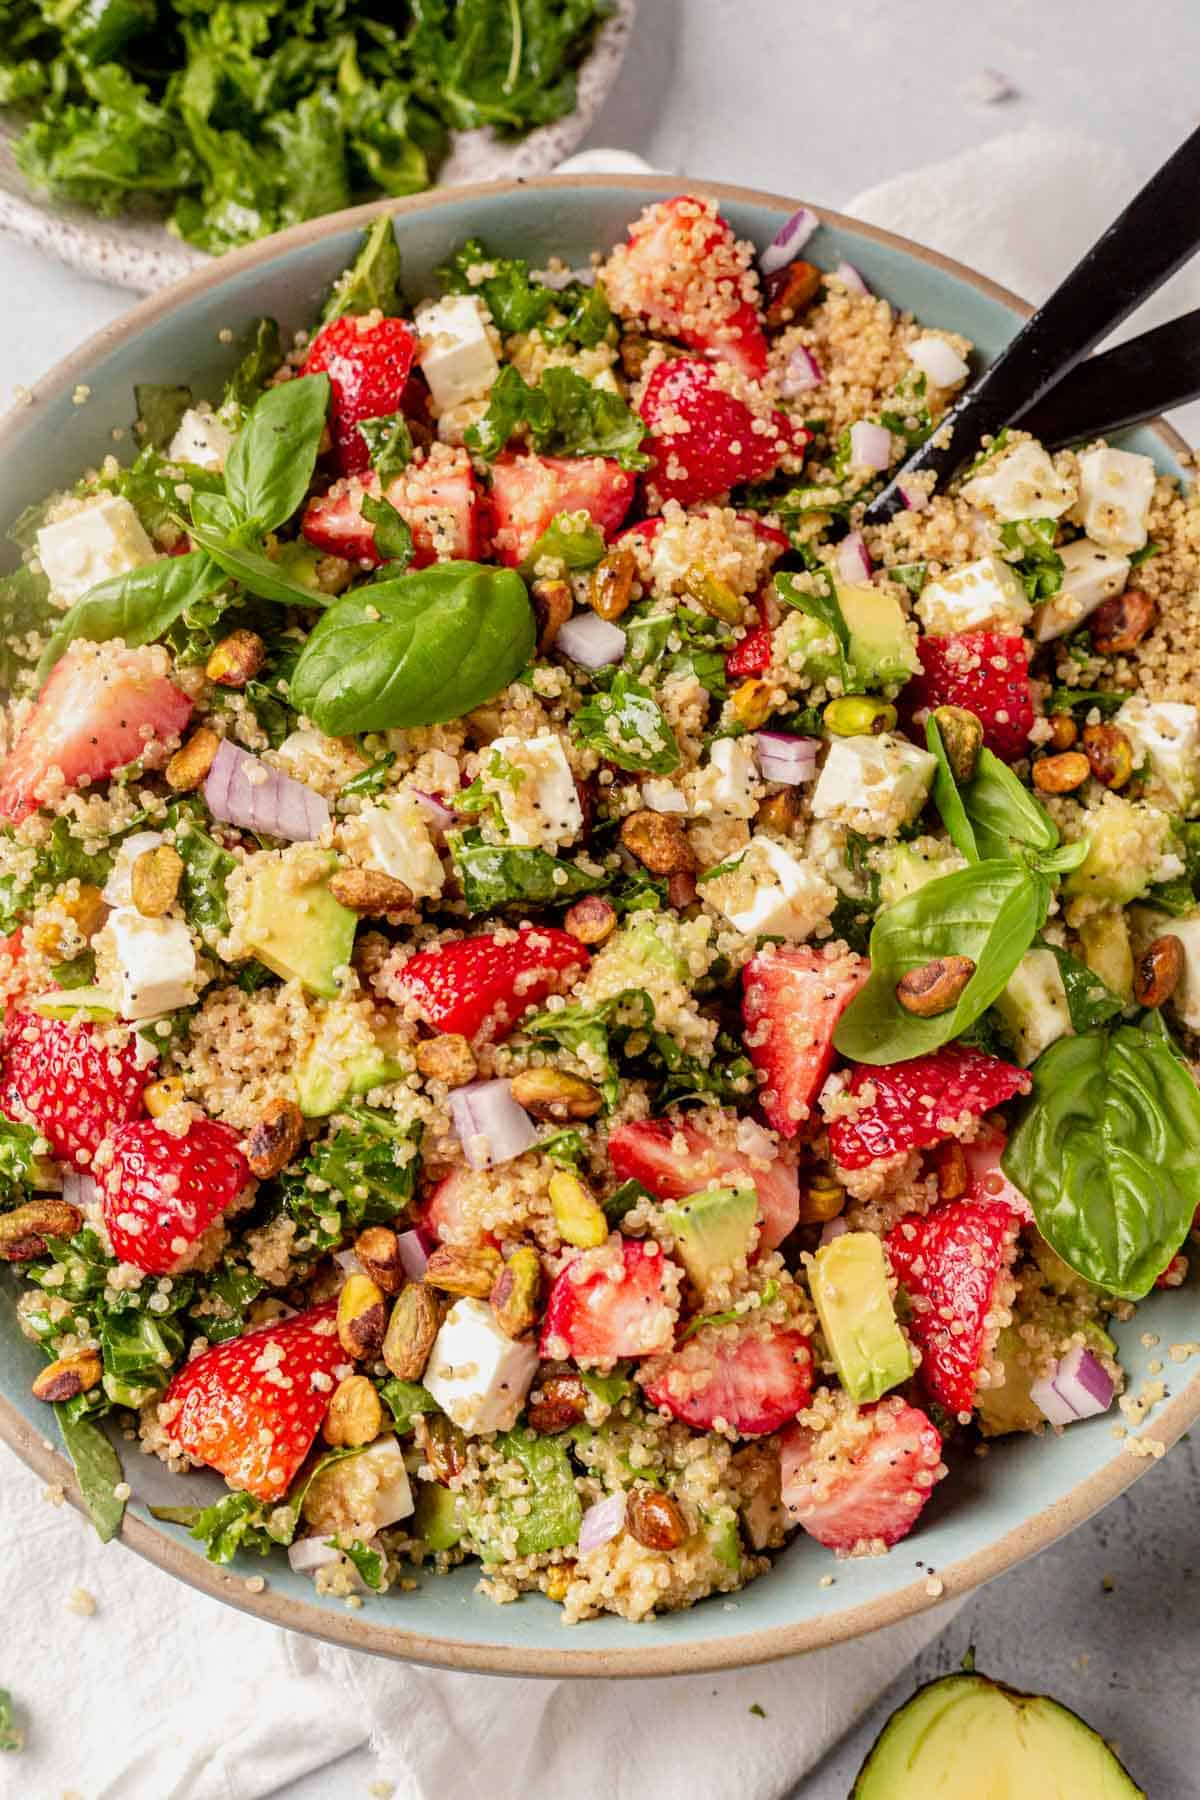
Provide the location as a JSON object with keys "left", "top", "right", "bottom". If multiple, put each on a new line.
{"left": 578, "top": 1491, "right": 626, "bottom": 1554}
{"left": 836, "top": 531, "right": 872, "bottom": 585}
{"left": 897, "top": 481, "right": 930, "bottom": 513}
{"left": 288, "top": 1537, "right": 344, "bottom": 1575}
{"left": 819, "top": 1219, "right": 849, "bottom": 1246}
{"left": 205, "top": 740, "right": 329, "bottom": 842}
{"left": 62, "top": 1170, "right": 98, "bottom": 1210}
{"left": 333, "top": 1247, "right": 361, "bottom": 1275}
{"left": 754, "top": 731, "right": 820, "bottom": 785}
{"left": 909, "top": 335, "right": 970, "bottom": 389}
{"left": 396, "top": 1228, "right": 430, "bottom": 1282}
{"left": 1031, "top": 1345, "right": 1114, "bottom": 1428}
{"left": 558, "top": 611, "right": 627, "bottom": 670}
{"left": 849, "top": 420, "right": 891, "bottom": 472}
{"left": 412, "top": 790, "right": 457, "bottom": 840}
{"left": 835, "top": 260, "right": 870, "bottom": 296}
{"left": 780, "top": 346, "right": 823, "bottom": 398}
{"left": 449, "top": 1079, "right": 538, "bottom": 1170}
{"left": 761, "top": 206, "right": 820, "bottom": 277}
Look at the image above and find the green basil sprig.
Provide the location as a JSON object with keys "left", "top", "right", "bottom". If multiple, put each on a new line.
{"left": 56, "top": 1408, "right": 126, "bottom": 1543}
{"left": 1003, "top": 1025, "right": 1200, "bottom": 1298}
{"left": 36, "top": 551, "right": 227, "bottom": 680}
{"left": 361, "top": 493, "right": 414, "bottom": 567}
{"left": 572, "top": 673, "right": 681, "bottom": 774}
{"left": 223, "top": 373, "right": 330, "bottom": 531}
{"left": 188, "top": 493, "right": 326, "bottom": 607}
{"left": 289, "top": 561, "right": 534, "bottom": 733}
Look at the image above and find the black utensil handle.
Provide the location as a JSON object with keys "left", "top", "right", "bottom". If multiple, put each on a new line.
{"left": 864, "top": 123, "right": 1200, "bottom": 521}
{"left": 1014, "top": 309, "right": 1200, "bottom": 447}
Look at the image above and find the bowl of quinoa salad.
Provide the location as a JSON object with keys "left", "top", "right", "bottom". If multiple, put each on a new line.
{"left": 0, "top": 177, "right": 1198, "bottom": 1678}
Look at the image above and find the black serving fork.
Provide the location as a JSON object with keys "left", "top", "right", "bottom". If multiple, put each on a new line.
{"left": 864, "top": 123, "right": 1200, "bottom": 523}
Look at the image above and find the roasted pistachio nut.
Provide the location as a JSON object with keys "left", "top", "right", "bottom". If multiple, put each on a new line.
{"left": 1047, "top": 712, "right": 1078, "bottom": 753}
{"left": 509, "top": 1066, "right": 603, "bottom": 1121}
{"left": 1134, "top": 933, "right": 1185, "bottom": 1009}
{"left": 354, "top": 1225, "right": 405, "bottom": 1295}
{"left": 166, "top": 727, "right": 221, "bottom": 793}
{"left": 490, "top": 1246, "right": 543, "bottom": 1340}
{"left": 795, "top": 1174, "right": 845, "bottom": 1225}
{"left": 543, "top": 1561, "right": 576, "bottom": 1602}
{"left": 131, "top": 844, "right": 183, "bottom": 918}
{"left": 824, "top": 695, "right": 897, "bottom": 738}
{"left": 1090, "top": 587, "right": 1157, "bottom": 655}
{"left": 936, "top": 1141, "right": 969, "bottom": 1201}
{"left": 530, "top": 577, "right": 573, "bottom": 653}
{"left": 415, "top": 1411, "right": 467, "bottom": 1484}
{"left": 328, "top": 866, "right": 414, "bottom": 915}
{"left": 731, "top": 678, "right": 773, "bottom": 730}
{"left": 756, "top": 788, "right": 804, "bottom": 834}
{"left": 684, "top": 563, "right": 741, "bottom": 624}
{"left": 620, "top": 808, "right": 696, "bottom": 876}
{"left": 1082, "top": 722, "right": 1134, "bottom": 790}
{"left": 526, "top": 1371, "right": 589, "bottom": 1434}
{"left": 205, "top": 628, "right": 267, "bottom": 689}
{"left": 423, "top": 1243, "right": 502, "bottom": 1299}
{"left": 931, "top": 704, "right": 984, "bottom": 784}
{"left": 414, "top": 1033, "right": 477, "bottom": 1088}
{"left": 548, "top": 1170, "right": 608, "bottom": 1249}
{"left": 323, "top": 1373, "right": 383, "bottom": 1448}
{"left": 32, "top": 1349, "right": 102, "bottom": 1405}
{"left": 143, "top": 1076, "right": 187, "bottom": 1118}
{"left": 0, "top": 1200, "right": 82, "bottom": 1262}
{"left": 563, "top": 893, "right": 617, "bottom": 946}
{"left": 895, "top": 955, "right": 976, "bottom": 1018}
{"left": 1032, "top": 750, "right": 1090, "bottom": 795}
{"left": 764, "top": 258, "right": 823, "bottom": 328}
{"left": 245, "top": 1097, "right": 305, "bottom": 1178}
{"left": 337, "top": 1272, "right": 387, "bottom": 1361}
{"left": 589, "top": 548, "right": 637, "bottom": 622}
{"left": 626, "top": 1486, "right": 688, "bottom": 1551}
{"left": 382, "top": 1282, "right": 440, "bottom": 1381}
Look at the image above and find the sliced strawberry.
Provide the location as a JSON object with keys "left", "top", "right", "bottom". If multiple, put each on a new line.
{"left": 302, "top": 449, "right": 482, "bottom": 570}
{"left": 302, "top": 478, "right": 380, "bottom": 563}
{"left": 961, "top": 1123, "right": 1033, "bottom": 1224}
{"left": 602, "top": 195, "right": 769, "bottom": 381}
{"left": 162, "top": 1304, "right": 342, "bottom": 1503}
{"left": 828, "top": 1048, "right": 1030, "bottom": 1171}
{"left": 608, "top": 1113, "right": 800, "bottom": 1251}
{"left": 888, "top": 1198, "right": 1020, "bottom": 1416}
{"left": 903, "top": 631, "right": 1034, "bottom": 763}
{"left": 487, "top": 453, "right": 636, "bottom": 567}
{"left": 742, "top": 945, "right": 870, "bottom": 1139}
{"left": 539, "top": 1235, "right": 680, "bottom": 1367}
{"left": 100, "top": 1118, "right": 252, "bottom": 1274}
{"left": 0, "top": 642, "right": 191, "bottom": 825}
{"left": 639, "top": 359, "right": 806, "bottom": 510}
{"left": 0, "top": 1012, "right": 151, "bottom": 1169}
{"left": 301, "top": 314, "right": 418, "bottom": 476}
{"left": 726, "top": 624, "right": 775, "bottom": 679}
{"left": 641, "top": 1322, "right": 812, "bottom": 1435}
{"left": 392, "top": 927, "right": 588, "bottom": 1044}
{"left": 780, "top": 1396, "right": 944, "bottom": 1551}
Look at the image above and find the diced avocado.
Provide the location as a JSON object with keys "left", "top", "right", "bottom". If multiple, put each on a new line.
{"left": 777, "top": 609, "right": 844, "bottom": 686}
{"left": 1077, "top": 909, "right": 1134, "bottom": 1001}
{"left": 810, "top": 1230, "right": 911, "bottom": 1403}
{"left": 851, "top": 1671, "right": 1144, "bottom": 1798}
{"left": 620, "top": 914, "right": 691, "bottom": 981}
{"left": 466, "top": 1427, "right": 582, "bottom": 1563}
{"left": 838, "top": 582, "right": 921, "bottom": 689}
{"left": 874, "top": 838, "right": 962, "bottom": 910}
{"left": 1031, "top": 1231, "right": 1099, "bottom": 1301}
{"left": 664, "top": 1186, "right": 758, "bottom": 1294}
{"left": 296, "top": 1001, "right": 409, "bottom": 1117}
{"left": 273, "top": 539, "right": 326, "bottom": 593}
{"left": 241, "top": 850, "right": 357, "bottom": 998}
{"left": 975, "top": 1324, "right": 1045, "bottom": 1437}
{"left": 995, "top": 947, "right": 1073, "bottom": 1067}
{"left": 704, "top": 1505, "right": 742, "bottom": 1572}
{"left": 1063, "top": 796, "right": 1171, "bottom": 915}
{"left": 413, "top": 1480, "right": 463, "bottom": 1553}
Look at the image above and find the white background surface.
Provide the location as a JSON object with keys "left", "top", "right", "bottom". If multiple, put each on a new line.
{"left": 2, "top": 1, "right": 1200, "bottom": 1793}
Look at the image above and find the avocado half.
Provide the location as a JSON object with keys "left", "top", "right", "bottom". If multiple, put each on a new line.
{"left": 852, "top": 1671, "right": 1144, "bottom": 1798}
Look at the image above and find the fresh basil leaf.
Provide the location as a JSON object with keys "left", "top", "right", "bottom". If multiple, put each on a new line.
{"left": 358, "top": 412, "right": 413, "bottom": 480}
{"left": 321, "top": 214, "right": 403, "bottom": 325}
{"left": 0, "top": 562, "right": 54, "bottom": 685}
{"left": 925, "top": 715, "right": 979, "bottom": 863}
{"left": 1129, "top": 539, "right": 1161, "bottom": 569}
{"left": 289, "top": 562, "right": 535, "bottom": 734}
{"left": 336, "top": 1537, "right": 385, "bottom": 1589}
{"left": 1029, "top": 838, "right": 1090, "bottom": 876}
{"left": 135, "top": 382, "right": 192, "bottom": 451}
{"left": 1038, "top": 943, "right": 1123, "bottom": 1032}
{"left": 361, "top": 493, "right": 414, "bottom": 567}
{"left": 1003, "top": 1025, "right": 1200, "bottom": 1298}
{"left": 834, "top": 859, "right": 1053, "bottom": 1063}
{"left": 224, "top": 318, "right": 282, "bottom": 410}
{"left": 603, "top": 1177, "right": 651, "bottom": 1226}
{"left": 519, "top": 510, "right": 605, "bottom": 576}
{"left": 379, "top": 1378, "right": 439, "bottom": 1434}
{"left": 224, "top": 374, "right": 330, "bottom": 532}
{"left": 1144, "top": 875, "right": 1197, "bottom": 916}
{"left": 340, "top": 750, "right": 397, "bottom": 800}
{"left": 960, "top": 749, "right": 1059, "bottom": 862}
{"left": 998, "top": 517, "right": 1063, "bottom": 602}
{"left": 466, "top": 364, "right": 649, "bottom": 469}
{"left": 450, "top": 831, "right": 607, "bottom": 914}
{"left": 189, "top": 494, "right": 327, "bottom": 608}
{"left": 0, "top": 1111, "right": 42, "bottom": 1208}
{"left": 56, "top": 1408, "right": 125, "bottom": 1543}
{"left": 36, "top": 550, "right": 226, "bottom": 681}
{"left": 572, "top": 673, "right": 681, "bottom": 774}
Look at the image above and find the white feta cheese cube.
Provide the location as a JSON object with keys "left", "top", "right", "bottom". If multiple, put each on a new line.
{"left": 907, "top": 334, "right": 971, "bottom": 389}
{"left": 482, "top": 734, "right": 583, "bottom": 849}
{"left": 1073, "top": 447, "right": 1156, "bottom": 554}
{"left": 995, "top": 948, "right": 1073, "bottom": 1067}
{"left": 915, "top": 555, "right": 1032, "bottom": 636}
{"left": 356, "top": 1437, "right": 415, "bottom": 1532}
{"left": 641, "top": 779, "right": 689, "bottom": 814}
{"left": 36, "top": 494, "right": 156, "bottom": 605}
{"left": 700, "top": 835, "right": 836, "bottom": 940}
{"left": 685, "top": 737, "right": 761, "bottom": 819}
{"left": 414, "top": 295, "right": 500, "bottom": 414}
{"left": 961, "top": 440, "right": 1076, "bottom": 522}
{"left": 1034, "top": 538, "right": 1130, "bottom": 641}
{"left": 1130, "top": 908, "right": 1200, "bottom": 1032}
{"left": 167, "top": 407, "right": 235, "bottom": 474}
{"left": 423, "top": 1297, "right": 539, "bottom": 1435}
{"left": 1114, "top": 696, "right": 1200, "bottom": 814}
{"left": 102, "top": 831, "right": 165, "bottom": 907}
{"left": 342, "top": 792, "right": 444, "bottom": 899}
{"left": 108, "top": 909, "right": 197, "bottom": 1020}
{"left": 810, "top": 734, "right": 937, "bottom": 839}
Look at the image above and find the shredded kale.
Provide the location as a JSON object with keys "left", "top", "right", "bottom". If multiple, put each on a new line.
{"left": 280, "top": 1108, "right": 422, "bottom": 1251}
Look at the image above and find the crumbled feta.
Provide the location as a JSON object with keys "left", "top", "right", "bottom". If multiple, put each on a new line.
{"left": 907, "top": 334, "right": 970, "bottom": 389}
{"left": 915, "top": 555, "right": 1032, "bottom": 636}
{"left": 168, "top": 407, "right": 234, "bottom": 474}
{"left": 961, "top": 440, "right": 1076, "bottom": 521}
{"left": 36, "top": 494, "right": 156, "bottom": 605}
{"left": 414, "top": 295, "right": 500, "bottom": 414}
{"left": 102, "top": 831, "right": 165, "bottom": 907}
{"left": 700, "top": 835, "right": 836, "bottom": 940}
{"left": 685, "top": 736, "right": 761, "bottom": 819}
{"left": 355, "top": 1437, "right": 414, "bottom": 1533}
{"left": 642, "top": 779, "right": 689, "bottom": 814}
{"left": 482, "top": 734, "right": 583, "bottom": 849}
{"left": 1073, "top": 447, "right": 1156, "bottom": 554}
{"left": 423, "top": 1297, "right": 539, "bottom": 1435}
{"left": 108, "top": 909, "right": 197, "bottom": 1020}
{"left": 1115, "top": 697, "right": 1200, "bottom": 815}
{"left": 341, "top": 792, "right": 444, "bottom": 899}
{"left": 810, "top": 734, "right": 937, "bottom": 839}
{"left": 995, "top": 948, "right": 1073, "bottom": 1066}
{"left": 1034, "top": 539, "right": 1130, "bottom": 641}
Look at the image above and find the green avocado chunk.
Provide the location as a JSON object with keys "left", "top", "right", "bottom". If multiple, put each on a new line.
{"left": 664, "top": 1186, "right": 758, "bottom": 1294}
{"left": 852, "top": 1670, "right": 1144, "bottom": 1798}
{"left": 413, "top": 1481, "right": 463, "bottom": 1553}
{"left": 810, "top": 1230, "right": 911, "bottom": 1404}
{"left": 295, "top": 1002, "right": 409, "bottom": 1117}
{"left": 838, "top": 582, "right": 921, "bottom": 688}
{"left": 241, "top": 851, "right": 357, "bottom": 998}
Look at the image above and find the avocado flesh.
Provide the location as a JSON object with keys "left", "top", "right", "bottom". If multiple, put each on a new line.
{"left": 664, "top": 1186, "right": 758, "bottom": 1294}
{"left": 852, "top": 1672, "right": 1144, "bottom": 1798}
{"left": 241, "top": 852, "right": 357, "bottom": 999}
{"left": 810, "top": 1230, "right": 911, "bottom": 1403}
{"left": 413, "top": 1481, "right": 462, "bottom": 1552}
{"left": 296, "top": 1002, "right": 408, "bottom": 1117}
{"left": 839, "top": 582, "right": 921, "bottom": 687}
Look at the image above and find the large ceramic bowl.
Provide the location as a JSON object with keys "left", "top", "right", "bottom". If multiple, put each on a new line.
{"left": 1, "top": 177, "right": 1197, "bottom": 1678}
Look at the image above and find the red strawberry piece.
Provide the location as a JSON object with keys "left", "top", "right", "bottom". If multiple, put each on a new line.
{"left": 302, "top": 478, "right": 380, "bottom": 563}
{"left": 393, "top": 926, "right": 588, "bottom": 1044}
{"left": 828, "top": 1047, "right": 1030, "bottom": 1171}
{"left": 1157, "top": 1252, "right": 1189, "bottom": 1288}
{"left": 960, "top": 1123, "right": 1033, "bottom": 1223}
{"left": 903, "top": 631, "right": 1034, "bottom": 763}
{"left": 603, "top": 195, "right": 770, "bottom": 381}
{"left": 487, "top": 453, "right": 636, "bottom": 568}
{"left": 0, "top": 642, "right": 191, "bottom": 825}
{"left": 303, "top": 449, "right": 482, "bottom": 570}
{"left": 418, "top": 1168, "right": 500, "bottom": 1251}
{"left": 162, "top": 1304, "right": 343, "bottom": 1503}
{"left": 888, "top": 1198, "right": 1020, "bottom": 1416}
{"left": 725, "top": 623, "right": 774, "bottom": 679}
{"left": 608, "top": 1113, "right": 800, "bottom": 1251}
{"left": 780, "top": 1396, "right": 944, "bottom": 1551}
{"left": 638, "top": 358, "right": 807, "bottom": 510}
{"left": 540, "top": 1235, "right": 680, "bottom": 1367}
{"left": 0, "top": 1012, "right": 151, "bottom": 1169}
{"left": 641, "top": 1323, "right": 812, "bottom": 1435}
{"left": 301, "top": 314, "right": 418, "bottom": 476}
{"left": 101, "top": 1118, "right": 252, "bottom": 1274}
{"left": 742, "top": 945, "right": 870, "bottom": 1139}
